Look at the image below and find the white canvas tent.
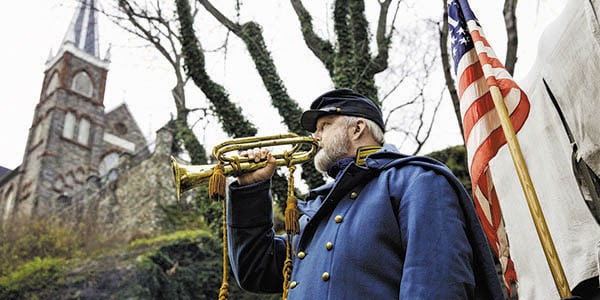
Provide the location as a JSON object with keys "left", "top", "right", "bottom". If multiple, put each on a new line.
{"left": 489, "top": 0, "right": 600, "bottom": 298}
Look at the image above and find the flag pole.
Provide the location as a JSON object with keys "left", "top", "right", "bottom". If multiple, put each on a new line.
{"left": 488, "top": 85, "right": 572, "bottom": 298}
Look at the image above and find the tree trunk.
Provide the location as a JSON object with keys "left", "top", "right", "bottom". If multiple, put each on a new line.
{"left": 503, "top": 0, "right": 518, "bottom": 75}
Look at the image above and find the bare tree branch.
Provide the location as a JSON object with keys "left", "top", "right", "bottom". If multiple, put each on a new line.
{"left": 370, "top": 0, "right": 394, "bottom": 74}
{"left": 290, "top": 0, "right": 335, "bottom": 75}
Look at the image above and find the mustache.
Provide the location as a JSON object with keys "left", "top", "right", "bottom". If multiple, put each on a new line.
{"left": 316, "top": 142, "right": 324, "bottom": 151}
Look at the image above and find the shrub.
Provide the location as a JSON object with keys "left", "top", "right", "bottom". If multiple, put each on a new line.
{"left": 0, "top": 217, "right": 82, "bottom": 277}
{"left": 0, "top": 257, "right": 66, "bottom": 300}
{"left": 128, "top": 229, "right": 210, "bottom": 249}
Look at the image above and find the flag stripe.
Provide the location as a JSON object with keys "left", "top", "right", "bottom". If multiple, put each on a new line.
{"left": 449, "top": 0, "right": 530, "bottom": 294}
{"left": 468, "top": 90, "right": 530, "bottom": 179}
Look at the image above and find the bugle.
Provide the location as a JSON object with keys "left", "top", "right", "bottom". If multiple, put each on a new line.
{"left": 170, "top": 133, "right": 319, "bottom": 199}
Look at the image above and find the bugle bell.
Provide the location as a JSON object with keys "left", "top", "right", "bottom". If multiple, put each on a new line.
{"left": 171, "top": 133, "right": 319, "bottom": 200}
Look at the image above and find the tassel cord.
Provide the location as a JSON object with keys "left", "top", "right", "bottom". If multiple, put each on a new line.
{"left": 282, "top": 152, "right": 300, "bottom": 299}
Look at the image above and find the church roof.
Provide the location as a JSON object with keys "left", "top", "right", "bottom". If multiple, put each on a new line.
{"left": 0, "top": 166, "right": 11, "bottom": 179}
{"left": 61, "top": 0, "right": 100, "bottom": 58}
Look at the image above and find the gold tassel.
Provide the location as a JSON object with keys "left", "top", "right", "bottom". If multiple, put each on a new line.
{"left": 218, "top": 196, "right": 229, "bottom": 300}
{"left": 282, "top": 162, "right": 299, "bottom": 299}
{"left": 284, "top": 164, "right": 300, "bottom": 235}
{"left": 282, "top": 257, "right": 293, "bottom": 300}
{"left": 285, "top": 196, "right": 300, "bottom": 235}
{"left": 209, "top": 164, "right": 226, "bottom": 200}
{"left": 218, "top": 283, "right": 229, "bottom": 300}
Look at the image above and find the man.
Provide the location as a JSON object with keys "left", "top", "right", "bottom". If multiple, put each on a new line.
{"left": 227, "top": 89, "right": 504, "bottom": 299}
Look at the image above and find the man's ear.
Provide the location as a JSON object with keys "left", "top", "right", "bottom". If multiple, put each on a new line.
{"left": 351, "top": 120, "right": 367, "bottom": 140}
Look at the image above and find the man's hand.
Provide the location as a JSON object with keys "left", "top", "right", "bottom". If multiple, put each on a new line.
{"left": 237, "top": 148, "right": 277, "bottom": 185}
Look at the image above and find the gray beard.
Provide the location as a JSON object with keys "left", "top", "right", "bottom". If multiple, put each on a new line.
{"left": 314, "top": 130, "right": 351, "bottom": 173}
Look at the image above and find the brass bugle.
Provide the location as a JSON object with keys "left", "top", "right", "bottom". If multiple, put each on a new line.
{"left": 171, "top": 133, "right": 319, "bottom": 200}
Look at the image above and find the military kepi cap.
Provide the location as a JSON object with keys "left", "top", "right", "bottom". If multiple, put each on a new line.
{"left": 301, "top": 88, "right": 385, "bottom": 133}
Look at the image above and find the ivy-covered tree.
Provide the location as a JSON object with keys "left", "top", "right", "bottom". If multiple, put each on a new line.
{"left": 95, "top": 0, "right": 209, "bottom": 164}
{"left": 195, "top": 0, "right": 325, "bottom": 188}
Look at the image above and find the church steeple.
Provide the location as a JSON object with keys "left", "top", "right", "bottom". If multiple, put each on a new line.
{"left": 62, "top": 0, "right": 100, "bottom": 57}
{"left": 45, "top": 0, "right": 108, "bottom": 70}
{"left": 14, "top": 0, "right": 111, "bottom": 217}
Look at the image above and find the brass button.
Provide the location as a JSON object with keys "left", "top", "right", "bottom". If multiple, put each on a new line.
{"left": 334, "top": 215, "right": 343, "bottom": 223}
{"left": 350, "top": 191, "right": 358, "bottom": 199}
{"left": 297, "top": 251, "right": 306, "bottom": 259}
{"left": 325, "top": 242, "right": 333, "bottom": 250}
{"left": 322, "top": 272, "right": 330, "bottom": 281}
{"left": 289, "top": 281, "right": 297, "bottom": 289}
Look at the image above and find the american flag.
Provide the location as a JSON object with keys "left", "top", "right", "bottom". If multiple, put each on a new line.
{"left": 448, "top": 0, "right": 531, "bottom": 294}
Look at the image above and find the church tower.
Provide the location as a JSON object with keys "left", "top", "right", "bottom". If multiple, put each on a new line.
{"left": 16, "top": 0, "right": 111, "bottom": 217}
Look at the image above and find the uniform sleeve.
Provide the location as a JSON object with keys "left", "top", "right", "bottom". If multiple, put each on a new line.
{"left": 227, "top": 179, "right": 287, "bottom": 293}
{"left": 395, "top": 167, "right": 476, "bottom": 299}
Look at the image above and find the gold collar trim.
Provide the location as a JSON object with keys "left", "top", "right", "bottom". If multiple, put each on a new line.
{"left": 355, "top": 145, "right": 382, "bottom": 165}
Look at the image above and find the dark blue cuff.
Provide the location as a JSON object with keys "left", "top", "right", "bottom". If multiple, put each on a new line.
{"left": 227, "top": 179, "right": 273, "bottom": 228}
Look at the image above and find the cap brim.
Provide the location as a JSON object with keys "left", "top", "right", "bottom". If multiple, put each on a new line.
{"left": 300, "top": 110, "right": 333, "bottom": 132}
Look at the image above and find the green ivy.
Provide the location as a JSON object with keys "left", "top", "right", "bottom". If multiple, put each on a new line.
{"left": 348, "top": 0, "right": 379, "bottom": 104}
{"left": 176, "top": 0, "right": 257, "bottom": 138}
{"left": 168, "top": 119, "right": 208, "bottom": 165}
{"left": 237, "top": 22, "right": 325, "bottom": 189}
{"left": 333, "top": 0, "right": 355, "bottom": 89}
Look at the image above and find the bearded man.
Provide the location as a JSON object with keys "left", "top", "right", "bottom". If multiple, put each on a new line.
{"left": 226, "top": 89, "right": 504, "bottom": 299}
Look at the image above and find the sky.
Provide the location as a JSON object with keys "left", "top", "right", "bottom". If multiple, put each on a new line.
{"left": 0, "top": 0, "right": 566, "bottom": 170}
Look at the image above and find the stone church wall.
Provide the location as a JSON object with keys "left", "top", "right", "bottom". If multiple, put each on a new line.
{"left": 56, "top": 127, "right": 178, "bottom": 240}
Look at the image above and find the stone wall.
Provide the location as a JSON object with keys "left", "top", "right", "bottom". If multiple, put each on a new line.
{"left": 57, "top": 127, "right": 178, "bottom": 240}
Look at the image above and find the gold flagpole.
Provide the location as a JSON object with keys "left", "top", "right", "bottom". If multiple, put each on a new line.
{"left": 488, "top": 86, "right": 572, "bottom": 298}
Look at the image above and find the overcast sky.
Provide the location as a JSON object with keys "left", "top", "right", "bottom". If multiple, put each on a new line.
{"left": 0, "top": 0, "right": 566, "bottom": 170}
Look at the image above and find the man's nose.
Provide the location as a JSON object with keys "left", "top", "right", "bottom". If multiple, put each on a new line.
{"left": 312, "top": 131, "right": 321, "bottom": 141}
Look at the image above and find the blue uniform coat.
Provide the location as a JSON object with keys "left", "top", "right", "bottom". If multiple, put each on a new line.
{"left": 227, "top": 144, "right": 504, "bottom": 299}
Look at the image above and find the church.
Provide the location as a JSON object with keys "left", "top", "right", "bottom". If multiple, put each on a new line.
{"left": 0, "top": 0, "right": 177, "bottom": 236}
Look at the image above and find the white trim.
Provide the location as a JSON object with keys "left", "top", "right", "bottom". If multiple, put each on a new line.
{"left": 45, "top": 43, "right": 110, "bottom": 71}
{"left": 103, "top": 133, "right": 135, "bottom": 152}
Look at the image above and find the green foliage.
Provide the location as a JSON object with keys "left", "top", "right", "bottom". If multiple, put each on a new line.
{"left": 240, "top": 22, "right": 305, "bottom": 134}
{"left": 159, "top": 180, "right": 226, "bottom": 237}
{"left": 426, "top": 145, "right": 472, "bottom": 194}
{"left": 0, "top": 218, "right": 82, "bottom": 277}
{"left": 131, "top": 236, "right": 279, "bottom": 300}
{"left": 301, "top": 161, "right": 325, "bottom": 189}
{"left": 332, "top": 0, "right": 355, "bottom": 89}
{"left": 169, "top": 119, "right": 208, "bottom": 165}
{"left": 236, "top": 21, "right": 325, "bottom": 188}
{"left": 161, "top": 200, "right": 209, "bottom": 231}
{"left": 0, "top": 257, "right": 66, "bottom": 300}
{"left": 176, "top": 0, "right": 256, "bottom": 138}
{"left": 129, "top": 229, "right": 210, "bottom": 249}
{"left": 348, "top": 0, "right": 379, "bottom": 102}
{"left": 330, "top": 0, "right": 381, "bottom": 104}
{"left": 191, "top": 186, "right": 226, "bottom": 235}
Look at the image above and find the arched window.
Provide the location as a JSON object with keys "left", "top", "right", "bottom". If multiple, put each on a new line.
{"left": 71, "top": 71, "right": 93, "bottom": 98}
{"left": 45, "top": 72, "right": 60, "bottom": 97}
{"left": 77, "top": 118, "right": 90, "bottom": 145}
{"left": 63, "top": 112, "right": 76, "bottom": 139}
{"left": 99, "top": 152, "right": 119, "bottom": 177}
{"left": 3, "top": 188, "right": 15, "bottom": 221}
{"left": 74, "top": 168, "right": 85, "bottom": 183}
{"left": 34, "top": 121, "right": 42, "bottom": 144}
{"left": 33, "top": 118, "right": 47, "bottom": 145}
{"left": 53, "top": 176, "right": 65, "bottom": 192}
{"left": 65, "top": 172, "right": 74, "bottom": 188}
